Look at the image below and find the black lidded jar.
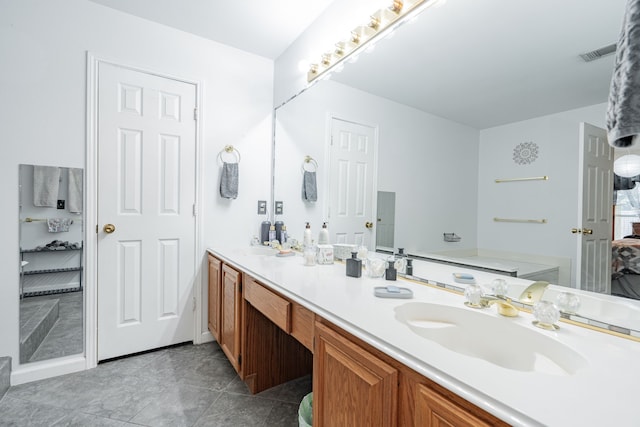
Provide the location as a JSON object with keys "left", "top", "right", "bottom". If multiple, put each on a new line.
{"left": 385, "top": 260, "right": 397, "bottom": 281}
{"left": 346, "top": 251, "right": 362, "bottom": 278}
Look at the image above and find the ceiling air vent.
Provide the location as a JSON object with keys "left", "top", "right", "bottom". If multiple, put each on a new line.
{"left": 580, "top": 43, "right": 617, "bottom": 62}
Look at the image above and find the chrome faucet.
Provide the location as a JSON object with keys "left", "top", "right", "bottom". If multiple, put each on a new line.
{"left": 518, "top": 281, "right": 550, "bottom": 305}
{"left": 479, "top": 295, "right": 519, "bottom": 317}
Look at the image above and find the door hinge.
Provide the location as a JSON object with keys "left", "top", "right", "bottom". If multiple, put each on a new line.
{"left": 192, "top": 296, "right": 197, "bottom": 312}
{"left": 193, "top": 108, "right": 198, "bottom": 121}
{"left": 238, "top": 354, "right": 242, "bottom": 365}
{"left": 193, "top": 203, "right": 197, "bottom": 217}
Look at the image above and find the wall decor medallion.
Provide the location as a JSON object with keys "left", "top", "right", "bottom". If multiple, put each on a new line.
{"left": 513, "top": 141, "right": 539, "bottom": 165}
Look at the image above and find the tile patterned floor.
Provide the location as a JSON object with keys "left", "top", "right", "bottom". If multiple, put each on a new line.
{"left": 0, "top": 342, "right": 311, "bottom": 427}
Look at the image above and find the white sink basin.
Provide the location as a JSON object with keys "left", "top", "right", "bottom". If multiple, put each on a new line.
{"left": 394, "top": 302, "right": 588, "bottom": 376}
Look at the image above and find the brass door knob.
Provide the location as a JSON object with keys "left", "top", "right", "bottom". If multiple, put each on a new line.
{"left": 582, "top": 228, "right": 593, "bottom": 235}
{"left": 571, "top": 228, "right": 581, "bottom": 234}
{"left": 103, "top": 224, "right": 116, "bottom": 234}
{"left": 365, "top": 221, "right": 373, "bottom": 229}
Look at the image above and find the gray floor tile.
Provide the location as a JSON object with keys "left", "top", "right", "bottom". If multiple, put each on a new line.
{"left": 0, "top": 396, "right": 69, "bottom": 426}
{"left": 52, "top": 411, "right": 135, "bottom": 427}
{"left": 192, "top": 393, "right": 275, "bottom": 427}
{"left": 129, "top": 384, "right": 221, "bottom": 427}
{"left": 2, "top": 343, "right": 312, "bottom": 427}
{"left": 264, "top": 401, "right": 301, "bottom": 427}
{"left": 256, "top": 374, "right": 312, "bottom": 404}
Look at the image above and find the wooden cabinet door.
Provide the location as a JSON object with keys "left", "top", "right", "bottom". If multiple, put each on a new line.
{"left": 220, "top": 263, "right": 242, "bottom": 373}
{"left": 207, "top": 255, "right": 222, "bottom": 341}
{"left": 414, "top": 384, "right": 492, "bottom": 427}
{"left": 314, "top": 322, "right": 398, "bottom": 427}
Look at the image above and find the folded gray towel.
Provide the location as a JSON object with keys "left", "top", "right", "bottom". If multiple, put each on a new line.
{"left": 302, "top": 171, "right": 317, "bottom": 202}
{"left": 607, "top": 0, "right": 640, "bottom": 147}
{"left": 220, "top": 162, "right": 239, "bottom": 199}
{"left": 68, "top": 168, "right": 83, "bottom": 214}
{"left": 33, "top": 166, "right": 60, "bottom": 207}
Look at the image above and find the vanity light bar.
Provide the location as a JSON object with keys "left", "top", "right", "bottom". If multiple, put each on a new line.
{"left": 307, "top": 0, "right": 436, "bottom": 83}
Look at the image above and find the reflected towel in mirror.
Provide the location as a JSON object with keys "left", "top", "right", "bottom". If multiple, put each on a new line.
{"left": 302, "top": 171, "right": 317, "bottom": 202}
{"left": 220, "top": 162, "right": 239, "bottom": 199}
{"left": 67, "top": 168, "right": 83, "bottom": 214}
{"left": 47, "top": 218, "right": 73, "bottom": 232}
{"left": 33, "top": 166, "right": 60, "bottom": 207}
{"left": 607, "top": 0, "right": 640, "bottom": 148}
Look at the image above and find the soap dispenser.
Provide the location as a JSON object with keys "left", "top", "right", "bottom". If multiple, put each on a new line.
{"left": 385, "top": 259, "right": 397, "bottom": 281}
{"left": 303, "top": 222, "right": 313, "bottom": 247}
{"left": 318, "top": 222, "right": 330, "bottom": 244}
{"left": 346, "top": 251, "right": 362, "bottom": 278}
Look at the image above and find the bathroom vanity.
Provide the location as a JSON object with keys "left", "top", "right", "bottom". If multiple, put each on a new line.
{"left": 207, "top": 247, "right": 640, "bottom": 426}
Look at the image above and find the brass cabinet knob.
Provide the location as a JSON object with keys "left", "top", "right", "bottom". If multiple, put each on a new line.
{"left": 365, "top": 221, "right": 373, "bottom": 229}
{"left": 103, "top": 224, "right": 116, "bottom": 234}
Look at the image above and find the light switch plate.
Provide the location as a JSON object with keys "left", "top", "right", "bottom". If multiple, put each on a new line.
{"left": 275, "top": 201, "right": 284, "bottom": 215}
{"left": 257, "top": 200, "right": 267, "bottom": 215}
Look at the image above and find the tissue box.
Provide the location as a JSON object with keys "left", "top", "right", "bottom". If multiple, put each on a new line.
{"left": 316, "top": 244, "right": 334, "bottom": 265}
{"left": 333, "top": 243, "right": 357, "bottom": 260}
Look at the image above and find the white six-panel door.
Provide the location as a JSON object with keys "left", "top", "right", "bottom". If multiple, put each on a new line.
{"left": 97, "top": 62, "right": 197, "bottom": 360}
{"left": 328, "top": 118, "right": 377, "bottom": 249}
{"left": 577, "top": 123, "right": 612, "bottom": 294}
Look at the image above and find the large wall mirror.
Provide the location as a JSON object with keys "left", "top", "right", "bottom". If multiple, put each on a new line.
{"left": 274, "top": 0, "right": 639, "bottom": 314}
{"left": 19, "top": 164, "right": 84, "bottom": 364}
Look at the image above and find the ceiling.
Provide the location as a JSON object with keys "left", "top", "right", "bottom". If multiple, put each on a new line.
{"left": 330, "top": 0, "right": 627, "bottom": 129}
{"left": 87, "top": 0, "right": 337, "bottom": 59}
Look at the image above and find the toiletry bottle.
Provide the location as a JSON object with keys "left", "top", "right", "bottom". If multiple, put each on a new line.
{"left": 318, "top": 222, "right": 330, "bottom": 244}
{"left": 281, "top": 225, "right": 288, "bottom": 243}
{"left": 385, "top": 260, "right": 397, "bottom": 281}
{"left": 275, "top": 220, "right": 284, "bottom": 243}
{"left": 260, "top": 220, "right": 271, "bottom": 244}
{"left": 269, "top": 225, "right": 277, "bottom": 242}
{"left": 405, "top": 258, "right": 413, "bottom": 276}
{"left": 303, "top": 222, "right": 313, "bottom": 247}
{"left": 346, "top": 251, "right": 362, "bottom": 278}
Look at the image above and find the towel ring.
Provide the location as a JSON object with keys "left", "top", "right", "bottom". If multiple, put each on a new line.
{"left": 218, "top": 145, "right": 241, "bottom": 164}
{"left": 301, "top": 155, "right": 318, "bottom": 173}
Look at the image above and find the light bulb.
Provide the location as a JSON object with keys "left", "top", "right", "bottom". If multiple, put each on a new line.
{"left": 614, "top": 154, "right": 640, "bottom": 178}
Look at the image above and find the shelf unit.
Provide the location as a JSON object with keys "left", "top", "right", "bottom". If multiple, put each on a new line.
{"left": 20, "top": 246, "right": 83, "bottom": 298}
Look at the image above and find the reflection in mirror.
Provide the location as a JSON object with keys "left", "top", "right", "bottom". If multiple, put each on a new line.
{"left": 19, "top": 164, "right": 84, "bottom": 364}
{"left": 273, "top": 0, "right": 640, "bottom": 318}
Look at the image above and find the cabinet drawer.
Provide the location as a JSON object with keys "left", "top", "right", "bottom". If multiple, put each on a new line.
{"left": 244, "top": 276, "right": 291, "bottom": 332}
{"left": 291, "top": 303, "right": 314, "bottom": 352}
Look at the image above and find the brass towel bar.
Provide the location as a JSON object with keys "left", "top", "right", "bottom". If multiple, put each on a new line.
{"left": 493, "top": 217, "right": 547, "bottom": 224}
{"left": 495, "top": 176, "right": 548, "bottom": 183}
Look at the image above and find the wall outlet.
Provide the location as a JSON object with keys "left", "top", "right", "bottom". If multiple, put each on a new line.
{"left": 257, "top": 200, "right": 267, "bottom": 215}
{"left": 275, "top": 201, "right": 284, "bottom": 215}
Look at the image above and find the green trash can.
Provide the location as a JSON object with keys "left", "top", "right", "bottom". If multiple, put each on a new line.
{"left": 298, "top": 392, "right": 313, "bottom": 427}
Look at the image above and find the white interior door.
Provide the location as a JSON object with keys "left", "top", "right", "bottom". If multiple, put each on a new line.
{"left": 97, "top": 62, "right": 197, "bottom": 360}
{"left": 577, "top": 122, "right": 612, "bottom": 293}
{"left": 376, "top": 191, "right": 395, "bottom": 250}
{"left": 328, "top": 118, "right": 377, "bottom": 249}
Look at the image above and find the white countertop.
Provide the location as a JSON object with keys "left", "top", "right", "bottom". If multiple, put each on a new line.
{"left": 208, "top": 247, "right": 640, "bottom": 427}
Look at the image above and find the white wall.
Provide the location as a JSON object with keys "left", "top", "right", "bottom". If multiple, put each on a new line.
{"left": 274, "top": 79, "right": 480, "bottom": 253}
{"left": 0, "top": 0, "right": 273, "bottom": 370}
{"left": 477, "top": 103, "right": 607, "bottom": 287}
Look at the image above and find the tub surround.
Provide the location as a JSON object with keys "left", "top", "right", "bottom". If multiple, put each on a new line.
{"left": 209, "top": 246, "right": 640, "bottom": 426}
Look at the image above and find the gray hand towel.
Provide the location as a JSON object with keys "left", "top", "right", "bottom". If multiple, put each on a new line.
{"left": 68, "top": 168, "right": 83, "bottom": 214}
{"left": 302, "top": 171, "right": 317, "bottom": 202}
{"left": 607, "top": 0, "right": 640, "bottom": 147}
{"left": 33, "top": 166, "right": 60, "bottom": 207}
{"left": 47, "top": 218, "right": 73, "bottom": 232}
{"left": 220, "top": 162, "right": 239, "bottom": 199}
